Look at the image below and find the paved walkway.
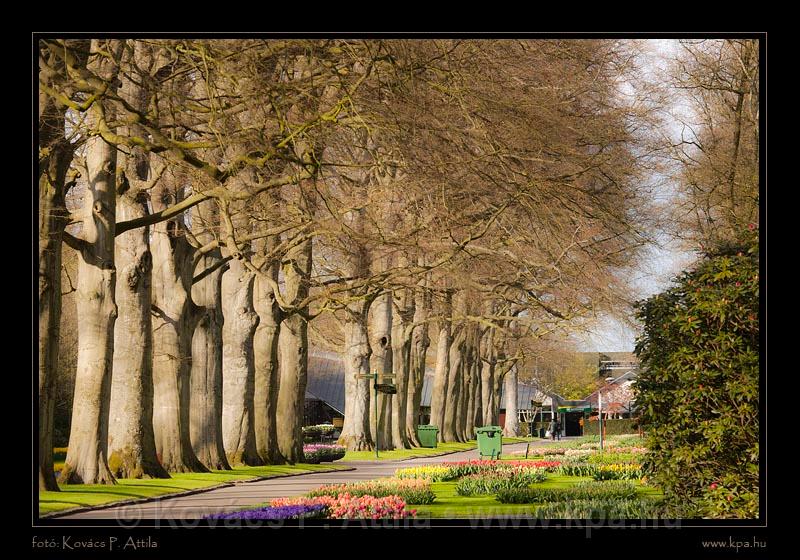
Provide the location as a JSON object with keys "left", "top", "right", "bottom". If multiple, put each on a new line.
{"left": 61, "top": 439, "right": 568, "bottom": 520}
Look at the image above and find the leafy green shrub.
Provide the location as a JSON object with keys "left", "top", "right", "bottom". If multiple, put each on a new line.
{"left": 535, "top": 498, "right": 666, "bottom": 519}
{"left": 634, "top": 229, "right": 759, "bottom": 518}
{"left": 497, "top": 481, "right": 638, "bottom": 503}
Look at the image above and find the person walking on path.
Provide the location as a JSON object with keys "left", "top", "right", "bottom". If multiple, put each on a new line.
{"left": 550, "top": 418, "right": 558, "bottom": 441}
{"left": 554, "top": 418, "right": 562, "bottom": 441}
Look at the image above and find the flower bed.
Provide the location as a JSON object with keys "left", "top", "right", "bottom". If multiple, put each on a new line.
{"left": 455, "top": 468, "right": 547, "bottom": 496}
{"left": 496, "top": 481, "right": 638, "bottom": 504}
{"left": 557, "top": 463, "right": 597, "bottom": 477}
{"left": 588, "top": 452, "right": 639, "bottom": 465}
{"left": 535, "top": 498, "right": 664, "bottom": 519}
{"left": 307, "top": 478, "right": 436, "bottom": 505}
{"left": 395, "top": 460, "right": 560, "bottom": 484}
{"left": 302, "top": 444, "right": 346, "bottom": 464}
{"left": 206, "top": 503, "right": 327, "bottom": 520}
{"left": 394, "top": 465, "right": 456, "bottom": 482}
{"left": 536, "top": 447, "right": 568, "bottom": 456}
{"left": 593, "top": 463, "right": 643, "bottom": 481}
{"left": 271, "top": 495, "right": 416, "bottom": 520}
{"left": 438, "top": 460, "right": 499, "bottom": 478}
{"left": 564, "top": 449, "right": 594, "bottom": 458}
{"left": 604, "top": 446, "right": 647, "bottom": 454}
{"left": 503, "top": 460, "right": 562, "bottom": 471}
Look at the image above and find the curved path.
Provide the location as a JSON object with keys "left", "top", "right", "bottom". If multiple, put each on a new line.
{"left": 60, "top": 439, "right": 568, "bottom": 520}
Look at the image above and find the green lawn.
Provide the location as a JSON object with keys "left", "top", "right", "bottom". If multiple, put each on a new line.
{"left": 413, "top": 476, "right": 662, "bottom": 518}
{"left": 342, "top": 438, "right": 529, "bottom": 462}
{"left": 39, "top": 463, "right": 349, "bottom": 516}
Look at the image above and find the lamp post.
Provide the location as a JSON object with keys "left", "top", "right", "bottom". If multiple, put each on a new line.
{"left": 599, "top": 391, "right": 604, "bottom": 451}
{"left": 599, "top": 377, "right": 614, "bottom": 452}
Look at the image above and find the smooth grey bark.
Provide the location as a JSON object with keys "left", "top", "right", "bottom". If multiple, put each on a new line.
{"left": 471, "top": 354, "right": 483, "bottom": 437}
{"left": 190, "top": 243, "right": 230, "bottom": 470}
{"left": 390, "top": 280, "right": 414, "bottom": 449}
{"left": 369, "top": 290, "right": 394, "bottom": 450}
{"left": 60, "top": 62, "right": 119, "bottom": 484}
{"left": 492, "top": 373, "right": 504, "bottom": 426}
{"left": 441, "top": 290, "right": 467, "bottom": 443}
{"left": 108, "top": 191, "right": 168, "bottom": 479}
{"left": 107, "top": 49, "right": 168, "bottom": 480}
{"left": 480, "top": 317, "right": 496, "bottom": 426}
{"left": 405, "top": 275, "right": 430, "bottom": 446}
{"left": 429, "top": 292, "right": 452, "bottom": 442}
{"left": 276, "top": 236, "right": 312, "bottom": 463}
{"left": 442, "top": 325, "right": 466, "bottom": 442}
{"left": 461, "top": 336, "right": 477, "bottom": 441}
{"left": 38, "top": 93, "right": 74, "bottom": 490}
{"left": 151, "top": 189, "right": 208, "bottom": 473}
{"left": 253, "top": 238, "right": 285, "bottom": 464}
{"left": 221, "top": 259, "right": 262, "bottom": 466}
{"left": 338, "top": 299, "right": 374, "bottom": 451}
{"left": 337, "top": 229, "right": 374, "bottom": 452}
{"left": 502, "top": 366, "right": 520, "bottom": 437}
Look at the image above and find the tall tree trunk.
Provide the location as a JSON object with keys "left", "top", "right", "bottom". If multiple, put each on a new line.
{"left": 502, "top": 366, "right": 519, "bottom": 437}
{"left": 221, "top": 260, "right": 262, "bottom": 466}
{"left": 461, "top": 340, "right": 476, "bottom": 441}
{"left": 481, "top": 358, "right": 496, "bottom": 426}
{"left": 338, "top": 301, "right": 374, "bottom": 451}
{"left": 429, "top": 291, "right": 452, "bottom": 442}
{"left": 442, "top": 325, "right": 465, "bottom": 443}
{"left": 337, "top": 228, "right": 373, "bottom": 452}
{"left": 107, "top": 51, "right": 168, "bottom": 479}
{"left": 470, "top": 354, "right": 482, "bottom": 438}
{"left": 190, "top": 248, "right": 230, "bottom": 470}
{"left": 189, "top": 196, "right": 230, "bottom": 470}
{"left": 151, "top": 186, "right": 208, "bottom": 473}
{"left": 405, "top": 274, "right": 430, "bottom": 446}
{"left": 38, "top": 132, "right": 73, "bottom": 490}
{"left": 369, "top": 291, "right": 394, "bottom": 450}
{"left": 492, "top": 374, "right": 504, "bottom": 426}
{"left": 480, "top": 324, "right": 496, "bottom": 426}
{"left": 38, "top": 43, "right": 77, "bottom": 488}
{"left": 60, "top": 71, "right": 119, "bottom": 484}
{"left": 391, "top": 278, "right": 414, "bottom": 449}
{"left": 253, "top": 237, "right": 285, "bottom": 464}
{"left": 276, "top": 237, "right": 312, "bottom": 463}
{"left": 107, "top": 191, "right": 168, "bottom": 479}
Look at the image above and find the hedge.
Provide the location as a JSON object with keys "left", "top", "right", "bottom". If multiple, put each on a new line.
{"left": 582, "top": 419, "right": 638, "bottom": 436}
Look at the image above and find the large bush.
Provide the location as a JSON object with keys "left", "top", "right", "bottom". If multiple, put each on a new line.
{"left": 634, "top": 229, "right": 759, "bottom": 518}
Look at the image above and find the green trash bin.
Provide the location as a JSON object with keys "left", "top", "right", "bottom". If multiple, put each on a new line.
{"left": 476, "top": 426, "right": 503, "bottom": 459}
{"left": 417, "top": 425, "right": 439, "bottom": 448}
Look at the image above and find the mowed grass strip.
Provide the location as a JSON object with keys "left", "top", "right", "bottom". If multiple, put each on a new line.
{"left": 39, "top": 463, "right": 349, "bottom": 516}
{"left": 413, "top": 476, "right": 663, "bottom": 518}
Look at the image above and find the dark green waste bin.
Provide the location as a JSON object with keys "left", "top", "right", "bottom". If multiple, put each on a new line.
{"left": 476, "top": 425, "right": 503, "bottom": 459}
{"left": 417, "top": 425, "right": 439, "bottom": 448}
